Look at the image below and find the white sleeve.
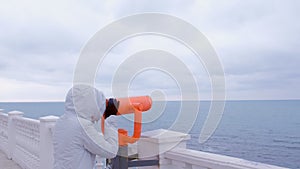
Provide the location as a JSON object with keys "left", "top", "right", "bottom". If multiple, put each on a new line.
{"left": 80, "top": 118, "right": 118, "bottom": 158}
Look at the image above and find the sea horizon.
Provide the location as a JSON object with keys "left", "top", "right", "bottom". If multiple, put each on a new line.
{"left": 1, "top": 98, "right": 300, "bottom": 103}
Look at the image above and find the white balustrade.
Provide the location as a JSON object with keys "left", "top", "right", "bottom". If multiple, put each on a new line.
{"left": 13, "top": 116, "right": 40, "bottom": 169}
{"left": 137, "top": 129, "right": 191, "bottom": 169}
{"left": 0, "top": 111, "right": 59, "bottom": 169}
{"left": 0, "top": 112, "right": 9, "bottom": 155}
{"left": 137, "top": 129, "right": 288, "bottom": 169}
{"left": 8, "top": 111, "right": 24, "bottom": 160}
{"left": 0, "top": 110, "right": 288, "bottom": 169}
{"left": 164, "top": 148, "right": 287, "bottom": 169}
{"left": 39, "top": 116, "right": 59, "bottom": 169}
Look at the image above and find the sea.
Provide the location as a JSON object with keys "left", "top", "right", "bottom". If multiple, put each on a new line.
{"left": 0, "top": 100, "right": 299, "bottom": 169}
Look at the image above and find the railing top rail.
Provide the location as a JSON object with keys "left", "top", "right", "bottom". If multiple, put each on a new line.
{"left": 0, "top": 113, "right": 8, "bottom": 117}
{"left": 165, "top": 148, "right": 288, "bottom": 169}
{"left": 13, "top": 116, "right": 40, "bottom": 125}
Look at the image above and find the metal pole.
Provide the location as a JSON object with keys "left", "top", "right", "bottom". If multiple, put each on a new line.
{"left": 111, "top": 146, "right": 128, "bottom": 169}
{"left": 108, "top": 145, "right": 159, "bottom": 169}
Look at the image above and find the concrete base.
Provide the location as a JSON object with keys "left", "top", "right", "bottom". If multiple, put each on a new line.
{"left": 0, "top": 150, "right": 22, "bottom": 169}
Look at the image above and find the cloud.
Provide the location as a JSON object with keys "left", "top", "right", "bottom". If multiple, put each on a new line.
{"left": 0, "top": 0, "right": 299, "bottom": 101}
{"left": 0, "top": 0, "right": 115, "bottom": 101}
{"left": 0, "top": 77, "right": 68, "bottom": 102}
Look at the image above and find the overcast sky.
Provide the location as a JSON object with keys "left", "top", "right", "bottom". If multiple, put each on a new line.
{"left": 0, "top": 0, "right": 299, "bottom": 101}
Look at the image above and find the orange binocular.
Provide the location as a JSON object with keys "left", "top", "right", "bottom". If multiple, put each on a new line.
{"left": 101, "top": 96, "right": 152, "bottom": 146}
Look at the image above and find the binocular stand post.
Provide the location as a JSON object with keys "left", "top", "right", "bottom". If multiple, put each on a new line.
{"left": 107, "top": 145, "right": 159, "bottom": 169}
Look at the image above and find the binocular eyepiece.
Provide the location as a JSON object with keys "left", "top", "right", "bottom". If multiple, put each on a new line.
{"left": 101, "top": 96, "right": 152, "bottom": 146}
{"left": 104, "top": 96, "right": 152, "bottom": 119}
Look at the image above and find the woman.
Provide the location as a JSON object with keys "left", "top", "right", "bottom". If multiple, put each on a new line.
{"left": 53, "top": 85, "right": 118, "bottom": 169}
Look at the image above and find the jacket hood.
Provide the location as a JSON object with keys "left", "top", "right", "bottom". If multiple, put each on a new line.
{"left": 65, "top": 85, "right": 106, "bottom": 122}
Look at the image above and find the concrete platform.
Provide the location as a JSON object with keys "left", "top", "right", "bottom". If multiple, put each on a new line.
{"left": 0, "top": 150, "right": 22, "bottom": 169}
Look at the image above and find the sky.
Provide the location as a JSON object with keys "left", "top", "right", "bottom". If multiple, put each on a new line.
{"left": 0, "top": 0, "right": 299, "bottom": 101}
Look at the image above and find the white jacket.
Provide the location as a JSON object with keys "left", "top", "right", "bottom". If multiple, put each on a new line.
{"left": 53, "top": 85, "right": 118, "bottom": 169}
